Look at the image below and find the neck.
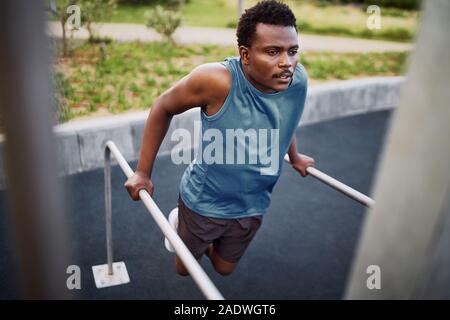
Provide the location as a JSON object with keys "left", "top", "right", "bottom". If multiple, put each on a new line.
{"left": 241, "top": 62, "right": 277, "bottom": 93}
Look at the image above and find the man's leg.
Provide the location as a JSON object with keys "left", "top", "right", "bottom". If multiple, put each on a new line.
{"left": 175, "top": 255, "right": 199, "bottom": 277}
{"left": 206, "top": 215, "right": 263, "bottom": 276}
{"left": 205, "top": 244, "right": 237, "bottom": 276}
{"left": 174, "top": 197, "right": 212, "bottom": 276}
{"left": 173, "top": 230, "right": 210, "bottom": 277}
{"left": 177, "top": 244, "right": 237, "bottom": 277}
{"left": 174, "top": 196, "right": 262, "bottom": 277}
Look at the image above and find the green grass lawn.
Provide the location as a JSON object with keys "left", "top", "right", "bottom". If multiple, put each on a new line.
{"left": 53, "top": 41, "right": 408, "bottom": 123}
{"left": 181, "top": 0, "right": 238, "bottom": 28}
{"left": 287, "top": 0, "right": 418, "bottom": 42}
{"left": 106, "top": 0, "right": 418, "bottom": 42}
{"left": 109, "top": 4, "right": 151, "bottom": 24}
{"left": 108, "top": 1, "right": 237, "bottom": 27}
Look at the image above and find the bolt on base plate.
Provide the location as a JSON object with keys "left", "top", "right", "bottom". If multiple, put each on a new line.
{"left": 92, "top": 261, "right": 130, "bottom": 288}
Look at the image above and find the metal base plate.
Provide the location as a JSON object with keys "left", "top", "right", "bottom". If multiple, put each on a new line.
{"left": 92, "top": 261, "right": 130, "bottom": 288}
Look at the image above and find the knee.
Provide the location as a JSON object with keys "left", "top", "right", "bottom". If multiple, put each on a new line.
{"left": 209, "top": 251, "right": 237, "bottom": 276}
{"left": 216, "top": 269, "right": 234, "bottom": 276}
{"left": 213, "top": 264, "right": 235, "bottom": 276}
{"left": 175, "top": 258, "right": 190, "bottom": 277}
{"left": 176, "top": 267, "right": 190, "bottom": 277}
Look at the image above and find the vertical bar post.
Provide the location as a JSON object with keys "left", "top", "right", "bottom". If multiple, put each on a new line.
{"left": 104, "top": 146, "right": 113, "bottom": 275}
{"left": 92, "top": 144, "right": 130, "bottom": 289}
{"left": 238, "top": 0, "right": 244, "bottom": 17}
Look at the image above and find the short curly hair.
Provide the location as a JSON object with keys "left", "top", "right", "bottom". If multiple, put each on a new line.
{"left": 236, "top": 1, "right": 297, "bottom": 47}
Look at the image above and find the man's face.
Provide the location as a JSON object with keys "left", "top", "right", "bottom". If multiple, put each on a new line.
{"left": 240, "top": 23, "right": 299, "bottom": 93}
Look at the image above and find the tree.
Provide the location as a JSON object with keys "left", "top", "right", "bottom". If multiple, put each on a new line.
{"left": 48, "top": 0, "right": 77, "bottom": 56}
{"left": 78, "top": 0, "right": 117, "bottom": 42}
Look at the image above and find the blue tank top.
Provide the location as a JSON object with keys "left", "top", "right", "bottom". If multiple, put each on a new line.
{"left": 179, "top": 57, "right": 308, "bottom": 219}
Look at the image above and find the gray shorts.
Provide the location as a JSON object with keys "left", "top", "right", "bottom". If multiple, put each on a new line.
{"left": 177, "top": 195, "right": 263, "bottom": 263}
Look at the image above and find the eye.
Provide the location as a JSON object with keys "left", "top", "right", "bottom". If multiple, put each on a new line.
{"left": 289, "top": 50, "right": 298, "bottom": 56}
{"left": 266, "top": 49, "right": 278, "bottom": 56}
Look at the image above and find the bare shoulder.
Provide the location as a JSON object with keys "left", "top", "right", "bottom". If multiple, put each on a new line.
{"left": 156, "top": 62, "right": 231, "bottom": 116}
{"left": 187, "top": 62, "right": 231, "bottom": 99}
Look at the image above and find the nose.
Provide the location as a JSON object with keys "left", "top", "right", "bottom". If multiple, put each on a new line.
{"left": 278, "top": 51, "right": 292, "bottom": 69}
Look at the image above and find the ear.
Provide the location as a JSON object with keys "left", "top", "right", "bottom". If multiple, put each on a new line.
{"left": 238, "top": 46, "right": 250, "bottom": 65}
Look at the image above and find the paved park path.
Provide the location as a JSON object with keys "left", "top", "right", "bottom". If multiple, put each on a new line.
{"left": 47, "top": 22, "right": 413, "bottom": 53}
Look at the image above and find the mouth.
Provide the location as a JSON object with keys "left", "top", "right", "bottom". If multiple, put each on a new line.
{"left": 274, "top": 72, "right": 293, "bottom": 83}
{"left": 275, "top": 73, "right": 292, "bottom": 84}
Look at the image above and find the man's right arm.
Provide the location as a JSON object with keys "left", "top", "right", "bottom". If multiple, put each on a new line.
{"left": 124, "top": 63, "right": 230, "bottom": 200}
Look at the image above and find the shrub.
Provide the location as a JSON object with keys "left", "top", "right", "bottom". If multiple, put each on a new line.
{"left": 145, "top": 5, "right": 182, "bottom": 43}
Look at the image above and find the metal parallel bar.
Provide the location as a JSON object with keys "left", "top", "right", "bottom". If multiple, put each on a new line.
{"left": 284, "top": 154, "right": 375, "bottom": 208}
{"left": 104, "top": 141, "right": 224, "bottom": 300}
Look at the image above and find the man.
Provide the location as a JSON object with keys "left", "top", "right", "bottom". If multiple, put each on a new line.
{"left": 125, "top": 0, "right": 315, "bottom": 277}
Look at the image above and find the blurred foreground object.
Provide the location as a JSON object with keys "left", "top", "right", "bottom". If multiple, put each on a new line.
{"left": 0, "top": 0, "right": 71, "bottom": 299}
{"left": 346, "top": 0, "right": 450, "bottom": 299}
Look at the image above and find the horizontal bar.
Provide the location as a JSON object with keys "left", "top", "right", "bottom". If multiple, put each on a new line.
{"left": 284, "top": 154, "right": 375, "bottom": 208}
{"left": 105, "top": 141, "right": 224, "bottom": 300}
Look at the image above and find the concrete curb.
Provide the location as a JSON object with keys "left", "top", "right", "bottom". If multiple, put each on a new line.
{"left": 0, "top": 77, "right": 405, "bottom": 189}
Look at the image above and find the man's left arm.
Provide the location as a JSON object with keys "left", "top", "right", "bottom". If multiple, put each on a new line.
{"left": 287, "top": 136, "right": 315, "bottom": 177}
